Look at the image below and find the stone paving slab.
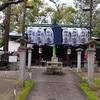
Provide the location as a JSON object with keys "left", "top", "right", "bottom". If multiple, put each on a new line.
{"left": 0, "top": 70, "right": 29, "bottom": 100}
{"left": 0, "top": 70, "right": 29, "bottom": 79}
{"left": 0, "top": 78, "right": 18, "bottom": 100}
{"left": 25, "top": 68, "right": 88, "bottom": 100}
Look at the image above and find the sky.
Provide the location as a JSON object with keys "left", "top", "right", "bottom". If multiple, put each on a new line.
{"left": 45, "top": 0, "right": 73, "bottom": 7}
{"left": 0, "top": 12, "right": 5, "bottom": 24}
{"left": 55, "top": 0, "right": 73, "bottom": 5}
{"left": 45, "top": 0, "right": 74, "bottom": 7}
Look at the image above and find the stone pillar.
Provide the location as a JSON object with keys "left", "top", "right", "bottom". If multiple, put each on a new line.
{"left": 16, "top": 37, "right": 28, "bottom": 86}
{"left": 77, "top": 51, "right": 82, "bottom": 72}
{"left": 19, "top": 48, "right": 26, "bottom": 86}
{"left": 28, "top": 47, "right": 32, "bottom": 70}
{"left": 87, "top": 48, "right": 95, "bottom": 89}
{"left": 76, "top": 48, "right": 83, "bottom": 72}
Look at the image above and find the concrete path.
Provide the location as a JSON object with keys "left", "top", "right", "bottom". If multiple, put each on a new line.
{"left": 25, "top": 68, "right": 88, "bottom": 100}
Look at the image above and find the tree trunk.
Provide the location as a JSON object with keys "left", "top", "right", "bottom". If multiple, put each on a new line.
{"left": 3, "top": 5, "right": 11, "bottom": 52}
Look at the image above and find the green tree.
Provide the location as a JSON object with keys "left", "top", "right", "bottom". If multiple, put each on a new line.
{"left": 6, "top": 0, "right": 50, "bottom": 33}
{"left": 0, "top": 0, "right": 45, "bottom": 50}
{"left": 0, "top": 0, "right": 25, "bottom": 51}
{"left": 48, "top": 2, "right": 77, "bottom": 24}
{"left": 74, "top": 0, "right": 100, "bottom": 37}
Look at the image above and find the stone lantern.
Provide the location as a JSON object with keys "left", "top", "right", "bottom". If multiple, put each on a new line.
{"left": 16, "top": 37, "right": 28, "bottom": 86}
{"left": 75, "top": 48, "right": 83, "bottom": 72}
{"left": 16, "top": 37, "right": 28, "bottom": 49}
{"left": 85, "top": 39, "right": 100, "bottom": 89}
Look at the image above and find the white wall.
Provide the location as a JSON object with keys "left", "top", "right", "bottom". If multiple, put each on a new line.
{"left": 0, "top": 40, "right": 33, "bottom": 52}
{"left": 0, "top": 41, "right": 20, "bottom": 52}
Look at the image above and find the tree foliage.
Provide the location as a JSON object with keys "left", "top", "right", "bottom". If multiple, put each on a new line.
{"left": 0, "top": 0, "right": 45, "bottom": 33}
{"left": 0, "top": 36, "right": 3, "bottom": 47}
{"left": 49, "top": 3, "right": 77, "bottom": 24}
{"left": 74, "top": 0, "right": 100, "bottom": 37}
{"left": 0, "top": 0, "right": 78, "bottom": 32}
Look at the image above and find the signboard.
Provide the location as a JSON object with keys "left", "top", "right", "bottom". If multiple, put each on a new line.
{"left": 9, "top": 56, "right": 17, "bottom": 62}
{"left": 27, "top": 26, "right": 89, "bottom": 45}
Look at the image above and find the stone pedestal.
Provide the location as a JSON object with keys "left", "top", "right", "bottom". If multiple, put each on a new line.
{"left": 46, "top": 56, "right": 62, "bottom": 74}
{"left": 51, "top": 56, "right": 58, "bottom": 62}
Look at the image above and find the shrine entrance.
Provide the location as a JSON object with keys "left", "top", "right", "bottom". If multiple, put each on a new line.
{"left": 31, "top": 44, "right": 85, "bottom": 67}
{"left": 26, "top": 24, "right": 89, "bottom": 67}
